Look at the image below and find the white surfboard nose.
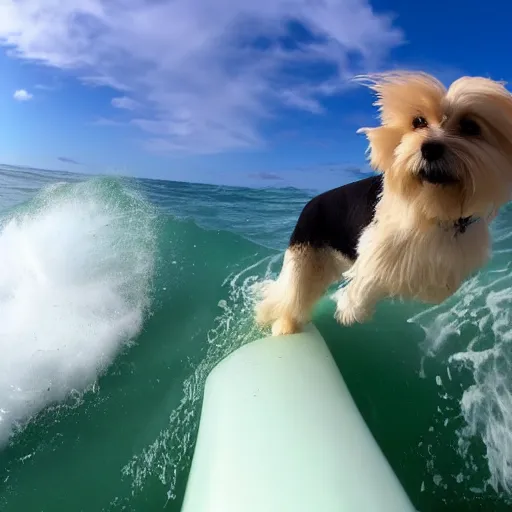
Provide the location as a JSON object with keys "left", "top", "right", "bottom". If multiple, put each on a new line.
{"left": 181, "top": 324, "right": 416, "bottom": 512}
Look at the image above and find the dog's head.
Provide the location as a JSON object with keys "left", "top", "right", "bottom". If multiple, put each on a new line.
{"left": 357, "top": 71, "right": 512, "bottom": 220}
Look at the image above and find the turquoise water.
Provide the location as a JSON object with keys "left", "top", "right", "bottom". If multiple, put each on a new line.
{"left": 0, "top": 163, "right": 511, "bottom": 511}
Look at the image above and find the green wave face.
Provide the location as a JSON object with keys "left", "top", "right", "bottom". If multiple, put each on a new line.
{"left": 1, "top": 170, "right": 512, "bottom": 511}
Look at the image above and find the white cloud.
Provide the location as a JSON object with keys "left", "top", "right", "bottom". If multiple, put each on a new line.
{"left": 34, "top": 83, "right": 60, "bottom": 91}
{"left": 90, "top": 117, "right": 125, "bottom": 127}
{"left": 111, "top": 96, "right": 139, "bottom": 110}
{"left": 13, "top": 89, "right": 33, "bottom": 101}
{"left": 279, "top": 89, "right": 326, "bottom": 114}
{"left": 0, "top": 0, "right": 403, "bottom": 153}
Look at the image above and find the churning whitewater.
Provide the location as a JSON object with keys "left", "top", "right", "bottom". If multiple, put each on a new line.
{"left": 0, "top": 178, "right": 156, "bottom": 445}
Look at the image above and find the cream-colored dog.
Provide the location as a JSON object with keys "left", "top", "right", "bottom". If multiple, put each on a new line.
{"left": 255, "top": 71, "right": 512, "bottom": 336}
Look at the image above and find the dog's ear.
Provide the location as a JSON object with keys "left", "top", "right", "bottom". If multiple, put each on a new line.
{"left": 357, "top": 126, "right": 402, "bottom": 173}
{"left": 354, "top": 71, "right": 446, "bottom": 127}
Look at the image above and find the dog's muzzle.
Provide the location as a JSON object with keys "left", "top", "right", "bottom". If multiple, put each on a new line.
{"left": 418, "top": 141, "right": 459, "bottom": 185}
{"left": 418, "top": 166, "right": 459, "bottom": 185}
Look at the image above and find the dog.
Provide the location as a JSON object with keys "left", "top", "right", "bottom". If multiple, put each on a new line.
{"left": 255, "top": 71, "right": 512, "bottom": 336}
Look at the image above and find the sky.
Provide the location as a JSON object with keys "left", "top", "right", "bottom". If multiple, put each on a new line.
{"left": 0, "top": 0, "right": 511, "bottom": 190}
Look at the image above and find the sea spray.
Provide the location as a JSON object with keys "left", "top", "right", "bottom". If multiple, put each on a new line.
{"left": 410, "top": 205, "right": 512, "bottom": 502}
{"left": 0, "top": 178, "right": 157, "bottom": 445}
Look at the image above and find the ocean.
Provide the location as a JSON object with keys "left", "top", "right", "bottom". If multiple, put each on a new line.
{"left": 0, "top": 163, "right": 511, "bottom": 511}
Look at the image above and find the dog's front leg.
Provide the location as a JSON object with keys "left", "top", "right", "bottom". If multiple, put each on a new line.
{"left": 332, "top": 275, "right": 384, "bottom": 326}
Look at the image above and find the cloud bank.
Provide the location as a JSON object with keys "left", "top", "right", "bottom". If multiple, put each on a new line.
{"left": 0, "top": 0, "right": 403, "bottom": 153}
{"left": 249, "top": 172, "right": 284, "bottom": 181}
{"left": 58, "top": 156, "right": 81, "bottom": 165}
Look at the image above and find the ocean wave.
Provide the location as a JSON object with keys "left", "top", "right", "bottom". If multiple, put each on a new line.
{"left": 409, "top": 209, "right": 512, "bottom": 500}
{"left": 5, "top": 165, "right": 512, "bottom": 510}
{"left": 0, "top": 177, "right": 157, "bottom": 445}
{"left": 136, "top": 176, "right": 312, "bottom": 251}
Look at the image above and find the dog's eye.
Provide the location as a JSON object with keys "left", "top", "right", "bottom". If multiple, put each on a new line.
{"left": 459, "top": 117, "right": 481, "bottom": 137}
{"left": 412, "top": 116, "right": 428, "bottom": 129}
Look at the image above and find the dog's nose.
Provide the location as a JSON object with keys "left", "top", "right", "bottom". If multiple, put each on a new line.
{"left": 421, "top": 141, "right": 445, "bottom": 162}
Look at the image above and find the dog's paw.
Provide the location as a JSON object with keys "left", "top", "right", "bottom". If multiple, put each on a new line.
{"left": 333, "top": 290, "right": 369, "bottom": 326}
{"left": 271, "top": 316, "right": 301, "bottom": 336}
{"left": 334, "top": 304, "right": 360, "bottom": 326}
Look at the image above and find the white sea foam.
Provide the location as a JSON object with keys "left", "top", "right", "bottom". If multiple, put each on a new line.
{"left": 0, "top": 179, "right": 156, "bottom": 445}
{"left": 410, "top": 210, "right": 512, "bottom": 498}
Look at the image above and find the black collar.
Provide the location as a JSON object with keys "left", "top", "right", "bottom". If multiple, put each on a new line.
{"left": 438, "top": 215, "right": 480, "bottom": 235}
{"left": 452, "top": 216, "right": 480, "bottom": 235}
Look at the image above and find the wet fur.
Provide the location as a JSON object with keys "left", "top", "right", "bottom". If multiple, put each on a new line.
{"left": 255, "top": 71, "right": 512, "bottom": 336}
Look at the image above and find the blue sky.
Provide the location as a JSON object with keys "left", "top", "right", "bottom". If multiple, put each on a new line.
{"left": 0, "top": 0, "right": 510, "bottom": 190}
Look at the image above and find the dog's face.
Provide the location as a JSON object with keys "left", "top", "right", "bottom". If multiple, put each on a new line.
{"left": 358, "top": 72, "right": 512, "bottom": 220}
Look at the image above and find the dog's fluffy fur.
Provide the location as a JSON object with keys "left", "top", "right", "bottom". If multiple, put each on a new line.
{"left": 255, "top": 71, "right": 512, "bottom": 336}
